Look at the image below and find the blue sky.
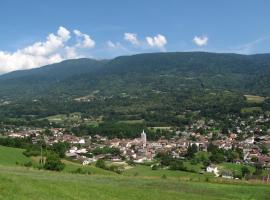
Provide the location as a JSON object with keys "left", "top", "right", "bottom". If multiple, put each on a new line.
{"left": 0, "top": 0, "right": 270, "bottom": 73}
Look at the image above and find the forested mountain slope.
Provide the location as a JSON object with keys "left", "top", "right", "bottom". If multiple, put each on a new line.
{"left": 0, "top": 52, "right": 270, "bottom": 121}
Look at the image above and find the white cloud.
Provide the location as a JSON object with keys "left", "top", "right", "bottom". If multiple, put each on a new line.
{"left": 107, "top": 40, "right": 124, "bottom": 49}
{"left": 107, "top": 40, "right": 117, "bottom": 48}
{"left": 193, "top": 35, "right": 208, "bottom": 47}
{"left": 0, "top": 26, "right": 95, "bottom": 74}
{"left": 65, "top": 47, "right": 78, "bottom": 59}
{"left": 57, "top": 26, "right": 71, "bottom": 41}
{"left": 74, "top": 30, "right": 95, "bottom": 48}
{"left": 124, "top": 33, "right": 139, "bottom": 45}
{"left": 146, "top": 34, "right": 167, "bottom": 49}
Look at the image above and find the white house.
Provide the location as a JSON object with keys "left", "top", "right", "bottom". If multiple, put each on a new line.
{"left": 206, "top": 165, "right": 219, "bottom": 177}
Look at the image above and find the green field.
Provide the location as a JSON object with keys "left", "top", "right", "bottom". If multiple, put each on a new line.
{"left": 1, "top": 146, "right": 270, "bottom": 200}
{"left": 0, "top": 145, "right": 30, "bottom": 166}
{"left": 45, "top": 112, "right": 82, "bottom": 123}
{"left": 244, "top": 95, "right": 265, "bottom": 103}
{"left": 241, "top": 107, "right": 262, "bottom": 114}
{"left": 117, "top": 119, "right": 145, "bottom": 124}
{"left": 0, "top": 166, "right": 270, "bottom": 200}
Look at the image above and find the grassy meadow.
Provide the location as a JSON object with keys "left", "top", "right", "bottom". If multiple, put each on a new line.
{"left": 0, "top": 146, "right": 270, "bottom": 200}
{"left": 0, "top": 145, "right": 30, "bottom": 166}
{"left": 244, "top": 95, "right": 265, "bottom": 103}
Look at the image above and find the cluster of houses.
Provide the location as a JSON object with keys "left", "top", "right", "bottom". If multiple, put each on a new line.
{"left": 2, "top": 114, "right": 270, "bottom": 176}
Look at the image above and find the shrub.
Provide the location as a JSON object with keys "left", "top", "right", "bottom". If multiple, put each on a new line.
{"left": 72, "top": 168, "right": 91, "bottom": 175}
{"left": 161, "top": 174, "right": 167, "bottom": 179}
{"left": 44, "top": 153, "right": 65, "bottom": 171}
{"left": 23, "top": 161, "right": 32, "bottom": 167}
{"left": 151, "top": 164, "right": 159, "bottom": 170}
{"left": 95, "top": 159, "right": 106, "bottom": 169}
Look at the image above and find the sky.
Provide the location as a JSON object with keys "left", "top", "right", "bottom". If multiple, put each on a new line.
{"left": 0, "top": 0, "right": 270, "bottom": 74}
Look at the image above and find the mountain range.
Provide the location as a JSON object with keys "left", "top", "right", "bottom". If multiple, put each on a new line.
{"left": 0, "top": 52, "right": 270, "bottom": 120}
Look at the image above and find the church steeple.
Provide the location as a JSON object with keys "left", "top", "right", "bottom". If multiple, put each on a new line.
{"left": 141, "top": 129, "right": 147, "bottom": 146}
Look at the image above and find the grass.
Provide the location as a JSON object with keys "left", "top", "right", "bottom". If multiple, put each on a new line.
{"left": 219, "top": 163, "right": 255, "bottom": 177}
{"left": 0, "top": 145, "right": 30, "bottom": 166}
{"left": 30, "top": 156, "right": 115, "bottom": 176}
{"left": 148, "top": 126, "right": 172, "bottom": 131}
{"left": 117, "top": 119, "right": 145, "bottom": 124}
{"left": 45, "top": 112, "right": 81, "bottom": 123}
{"left": 241, "top": 107, "right": 262, "bottom": 114}
{"left": 1, "top": 146, "right": 270, "bottom": 199}
{"left": 1, "top": 148, "right": 270, "bottom": 199}
{"left": 0, "top": 166, "right": 270, "bottom": 200}
{"left": 244, "top": 95, "right": 265, "bottom": 103}
{"left": 123, "top": 165, "right": 213, "bottom": 181}
{"left": 62, "top": 160, "right": 115, "bottom": 175}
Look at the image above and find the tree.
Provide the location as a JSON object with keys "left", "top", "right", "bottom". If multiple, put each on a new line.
{"left": 44, "top": 153, "right": 65, "bottom": 171}
{"left": 169, "top": 160, "right": 186, "bottom": 171}
{"left": 241, "top": 166, "right": 250, "bottom": 178}
{"left": 207, "top": 143, "right": 218, "bottom": 153}
{"left": 51, "top": 142, "right": 70, "bottom": 158}
{"left": 186, "top": 144, "right": 198, "bottom": 159}
{"left": 210, "top": 152, "right": 225, "bottom": 164}
{"left": 226, "top": 150, "right": 239, "bottom": 162}
{"left": 43, "top": 128, "right": 53, "bottom": 136}
{"left": 254, "top": 163, "right": 263, "bottom": 175}
{"left": 95, "top": 159, "right": 106, "bottom": 169}
{"left": 156, "top": 152, "right": 173, "bottom": 166}
{"left": 261, "top": 145, "right": 269, "bottom": 155}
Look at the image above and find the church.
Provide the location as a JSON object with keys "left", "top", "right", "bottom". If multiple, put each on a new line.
{"left": 141, "top": 129, "right": 147, "bottom": 146}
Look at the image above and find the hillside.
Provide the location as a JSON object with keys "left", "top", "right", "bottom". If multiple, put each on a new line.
{"left": 1, "top": 165, "right": 270, "bottom": 200}
{"left": 1, "top": 52, "right": 270, "bottom": 97}
{"left": 0, "top": 145, "right": 30, "bottom": 166}
{"left": 0, "top": 52, "right": 270, "bottom": 123}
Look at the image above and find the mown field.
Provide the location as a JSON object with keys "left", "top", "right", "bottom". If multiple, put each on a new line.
{"left": 0, "top": 146, "right": 270, "bottom": 200}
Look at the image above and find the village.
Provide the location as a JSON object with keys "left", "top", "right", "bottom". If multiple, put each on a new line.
{"left": 2, "top": 113, "right": 270, "bottom": 179}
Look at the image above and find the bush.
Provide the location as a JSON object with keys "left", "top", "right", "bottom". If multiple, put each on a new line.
{"left": 241, "top": 166, "right": 250, "bottom": 178}
{"left": 23, "top": 149, "right": 40, "bottom": 157}
{"left": 254, "top": 163, "right": 263, "bottom": 175}
{"left": 134, "top": 172, "right": 139, "bottom": 176}
{"left": 95, "top": 159, "right": 106, "bottom": 169}
{"left": 169, "top": 160, "right": 186, "bottom": 171}
{"left": 151, "top": 164, "right": 159, "bottom": 170}
{"left": 72, "top": 168, "right": 91, "bottom": 175}
{"left": 23, "top": 161, "right": 32, "bottom": 167}
{"left": 161, "top": 174, "right": 167, "bottom": 179}
{"left": 44, "top": 153, "right": 65, "bottom": 171}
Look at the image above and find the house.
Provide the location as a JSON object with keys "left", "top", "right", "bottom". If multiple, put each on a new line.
{"left": 206, "top": 165, "right": 219, "bottom": 176}
{"left": 82, "top": 160, "right": 90, "bottom": 165}
{"left": 82, "top": 157, "right": 97, "bottom": 165}
{"left": 258, "top": 155, "right": 270, "bottom": 166}
{"left": 111, "top": 156, "right": 122, "bottom": 162}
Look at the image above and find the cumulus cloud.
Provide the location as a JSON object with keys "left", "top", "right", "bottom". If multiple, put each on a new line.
{"left": 74, "top": 30, "right": 95, "bottom": 48}
{"left": 124, "top": 33, "right": 139, "bottom": 45}
{"left": 146, "top": 34, "right": 167, "bottom": 49}
{"left": 0, "top": 26, "right": 95, "bottom": 74}
{"left": 193, "top": 35, "right": 208, "bottom": 47}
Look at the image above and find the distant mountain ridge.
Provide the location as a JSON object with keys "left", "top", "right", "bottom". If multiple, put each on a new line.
{"left": 0, "top": 58, "right": 106, "bottom": 82}
{"left": 0, "top": 52, "right": 270, "bottom": 98}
